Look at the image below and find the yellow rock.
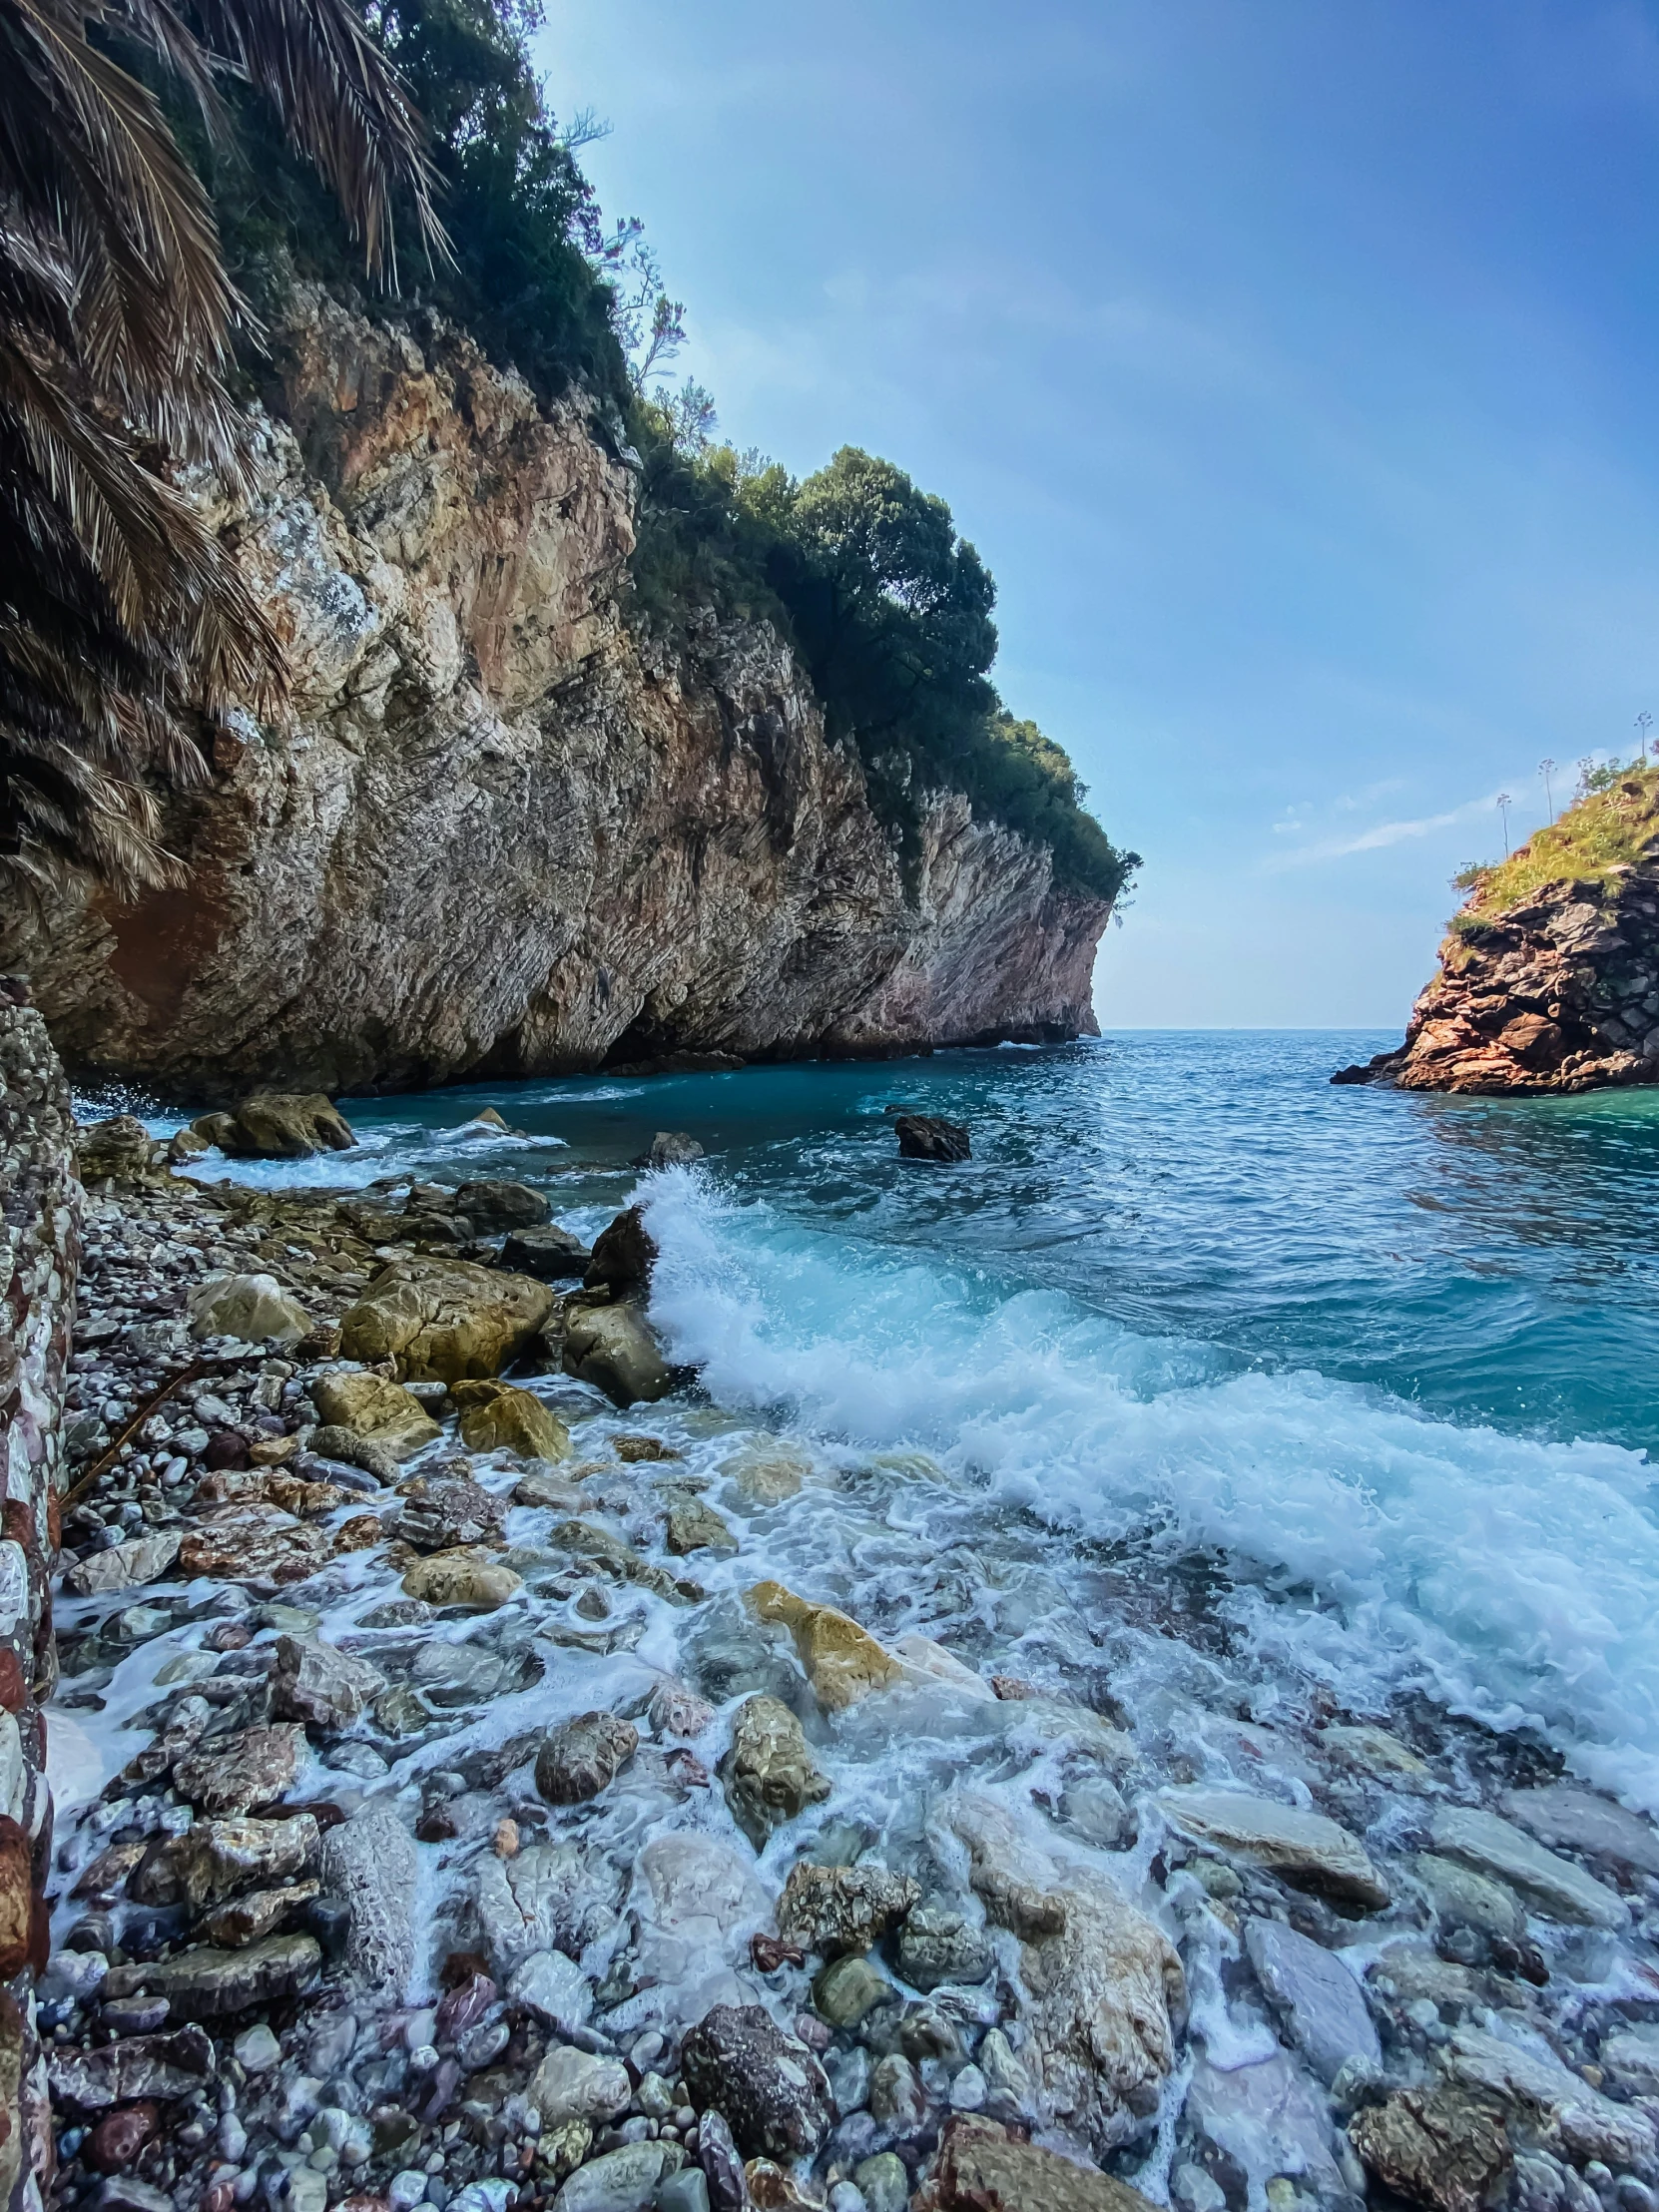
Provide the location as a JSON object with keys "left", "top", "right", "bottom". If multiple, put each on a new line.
{"left": 340, "top": 1257, "right": 553, "bottom": 1383}
{"left": 309, "top": 1369, "right": 441, "bottom": 1459}
{"left": 402, "top": 1547, "right": 523, "bottom": 1609}
{"left": 452, "top": 1381, "right": 571, "bottom": 1462}
{"left": 724, "top": 1443, "right": 811, "bottom": 1504}
{"left": 746, "top": 1581, "right": 900, "bottom": 1711}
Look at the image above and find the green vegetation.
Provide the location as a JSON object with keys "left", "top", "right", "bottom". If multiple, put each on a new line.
{"left": 1449, "top": 766, "right": 1659, "bottom": 935}
{"left": 186, "top": 0, "right": 1134, "bottom": 901}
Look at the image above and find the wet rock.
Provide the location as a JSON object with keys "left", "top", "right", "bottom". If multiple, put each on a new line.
{"left": 641, "top": 1133, "right": 705, "bottom": 1168}
{"left": 723, "top": 1444, "right": 810, "bottom": 1504}
{"left": 1350, "top": 2086, "right": 1511, "bottom": 2212}
{"left": 666, "top": 1498, "right": 738, "bottom": 1554}
{"left": 948, "top": 1793, "right": 1185, "bottom": 2156}
{"left": 508, "top": 1948, "right": 594, "bottom": 2031}
{"left": 697, "top": 2109, "right": 747, "bottom": 2212}
{"left": 1187, "top": 2051, "right": 1347, "bottom": 2202}
{"left": 535, "top": 1710, "right": 639, "bottom": 1804}
{"left": 308, "top": 1370, "right": 441, "bottom": 1459}
{"left": 649, "top": 1677, "right": 717, "bottom": 1738}
{"left": 528, "top": 2045, "right": 633, "bottom": 2125}
{"left": 188, "top": 1272, "right": 312, "bottom": 1345}
{"left": 402, "top": 1546, "right": 522, "bottom": 1608}
{"left": 1411, "top": 1854, "right": 1526, "bottom": 1947}
{"left": 179, "top": 1502, "right": 331, "bottom": 1582}
{"left": 720, "top": 1694, "right": 831, "bottom": 1849}
{"left": 1597, "top": 2026, "right": 1659, "bottom": 2097}
{"left": 631, "top": 1830, "right": 774, "bottom": 2012}
{"left": 1160, "top": 1786, "right": 1391, "bottom": 1912}
{"left": 474, "top": 1839, "right": 623, "bottom": 1975}
{"left": 173, "top": 1723, "right": 305, "bottom": 1815}
{"left": 131, "top": 1813, "right": 320, "bottom": 1911}
{"left": 868, "top": 2051, "right": 928, "bottom": 2136}
{"left": 233, "top": 2021, "right": 280, "bottom": 2071}
{"left": 914, "top": 2115, "right": 1162, "bottom": 2212}
{"left": 223, "top": 1093, "right": 356, "bottom": 1157}
{"left": 1441, "top": 2028, "right": 1654, "bottom": 2168}
{"left": 1429, "top": 1806, "right": 1629, "bottom": 1930}
{"left": 85, "top": 2101, "right": 161, "bottom": 2173}
{"left": 553, "top": 2142, "right": 679, "bottom": 2212}
{"left": 854, "top": 2155, "right": 909, "bottom": 2212}
{"left": 778, "top": 1863, "right": 919, "bottom": 1957}
{"left": 894, "top": 1115, "right": 970, "bottom": 1163}
{"left": 272, "top": 1635, "right": 385, "bottom": 1730}
{"left": 1497, "top": 1784, "right": 1659, "bottom": 1879}
{"left": 64, "top": 1532, "right": 182, "bottom": 1596}
{"left": 77, "top": 1115, "right": 159, "bottom": 1182}
{"left": 682, "top": 2003, "right": 835, "bottom": 2161}
{"left": 660, "top": 2172, "right": 711, "bottom": 2212}
{"left": 394, "top": 1472, "right": 508, "bottom": 1549}
{"left": 454, "top": 1179, "right": 550, "bottom": 1233}
{"left": 454, "top": 1379, "right": 572, "bottom": 1461}
{"left": 203, "top": 1876, "right": 320, "bottom": 1946}
{"left": 340, "top": 1255, "right": 555, "bottom": 1382}
{"left": 1319, "top": 1724, "right": 1433, "bottom": 1791}
{"left": 500, "top": 1225, "right": 591, "bottom": 1280}
{"left": 1244, "top": 1919, "right": 1381, "bottom": 2085}
{"left": 563, "top": 1303, "right": 671, "bottom": 1405}
{"left": 814, "top": 1955, "right": 890, "bottom": 2028}
{"left": 747, "top": 1581, "right": 900, "bottom": 1710}
{"left": 1054, "top": 1777, "right": 1134, "bottom": 1851}
{"left": 323, "top": 1801, "right": 418, "bottom": 1997}
{"left": 103, "top": 1932, "right": 321, "bottom": 2018}
{"left": 584, "top": 1207, "right": 657, "bottom": 1296}
{"left": 48, "top": 2023, "right": 215, "bottom": 2108}
{"left": 514, "top": 1467, "right": 585, "bottom": 1509}
{"left": 895, "top": 1905, "right": 993, "bottom": 1992}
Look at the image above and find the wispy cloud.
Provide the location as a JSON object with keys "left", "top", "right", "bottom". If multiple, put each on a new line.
{"left": 1265, "top": 790, "right": 1505, "bottom": 870}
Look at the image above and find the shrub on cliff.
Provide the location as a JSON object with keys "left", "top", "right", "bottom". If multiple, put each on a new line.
{"left": 1448, "top": 766, "right": 1659, "bottom": 936}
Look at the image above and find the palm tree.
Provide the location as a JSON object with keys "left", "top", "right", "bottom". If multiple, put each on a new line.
{"left": 0, "top": 0, "right": 442, "bottom": 894}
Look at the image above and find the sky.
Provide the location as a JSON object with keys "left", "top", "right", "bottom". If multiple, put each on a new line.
{"left": 538, "top": 0, "right": 1659, "bottom": 1029}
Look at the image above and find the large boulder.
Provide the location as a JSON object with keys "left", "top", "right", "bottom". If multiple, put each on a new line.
{"left": 76, "top": 1115, "right": 158, "bottom": 1183}
{"left": 216, "top": 1092, "right": 356, "bottom": 1157}
{"left": 946, "top": 1794, "right": 1185, "bottom": 2157}
{"left": 563, "top": 1303, "right": 671, "bottom": 1404}
{"left": 340, "top": 1255, "right": 554, "bottom": 1382}
{"left": 188, "top": 1272, "right": 311, "bottom": 1346}
{"left": 584, "top": 1206, "right": 657, "bottom": 1295}
{"left": 308, "top": 1369, "right": 440, "bottom": 1459}
{"left": 453, "top": 1379, "right": 571, "bottom": 1460}
{"left": 894, "top": 1114, "right": 970, "bottom": 1163}
{"left": 454, "top": 1179, "right": 550, "bottom": 1233}
{"left": 747, "top": 1581, "right": 900, "bottom": 1710}
{"left": 501, "top": 1225, "right": 591, "bottom": 1280}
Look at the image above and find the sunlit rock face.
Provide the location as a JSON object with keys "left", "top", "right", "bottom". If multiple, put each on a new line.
{"left": 3, "top": 287, "right": 1110, "bottom": 1096}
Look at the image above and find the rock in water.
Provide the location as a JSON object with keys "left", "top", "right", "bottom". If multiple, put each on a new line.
{"left": 63, "top": 1532, "right": 181, "bottom": 1596}
{"left": 172, "top": 1724, "right": 305, "bottom": 1816}
{"left": 563, "top": 1303, "right": 671, "bottom": 1404}
{"left": 454, "top": 1179, "right": 551, "bottom": 1232}
{"left": 639, "top": 1133, "right": 705, "bottom": 1168}
{"left": 947, "top": 1793, "right": 1185, "bottom": 2156}
{"left": 1428, "top": 1805, "right": 1629, "bottom": 1929}
{"left": 584, "top": 1207, "right": 658, "bottom": 1295}
{"left": 681, "top": 2003, "right": 834, "bottom": 2161}
{"left": 894, "top": 1115, "right": 970, "bottom": 1162}
{"left": 323, "top": 1802, "right": 417, "bottom": 1998}
{"left": 529, "top": 2046, "right": 633, "bottom": 2126}
{"left": 340, "top": 1255, "right": 554, "bottom": 1381}
{"left": 401, "top": 1546, "right": 522, "bottom": 1608}
{"left": 500, "top": 1225, "right": 591, "bottom": 1279}
{"left": 915, "top": 2115, "right": 1163, "bottom": 2212}
{"left": 747, "top": 1581, "right": 901, "bottom": 1710}
{"left": 188, "top": 1272, "right": 311, "bottom": 1345}
{"left": 1243, "top": 1918, "right": 1381, "bottom": 2085}
{"left": 1350, "top": 2088, "right": 1512, "bottom": 2212}
{"left": 225, "top": 1092, "right": 356, "bottom": 1155}
{"left": 76, "top": 1116, "right": 157, "bottom": 1182}
{"left": 48, "top": 2025, "right": 216, "bottom": 2108}
{"left": 1496, "top": 1783, "right": 1659, "bottom": 1879}
{"left": 535, "top": 1711, "right": 639, "bottom": 1805}
{"left": 454, "top": 1379, "right": 572, "bottom": 1460}
{"left": 1159, "top": 1787, "right": 1391, "bottom": 1912}
{"left": 271, "top": 1635, "right": 385, "bottom": 1731}
{"left": 308, "top": 1370, "right": 441, "bottom": 1458}
{"left": 719, "top": 1695, "right": 831, "bottom": 1848}
{"left": 777, "top": 1863, "right": 920, "bottom": 1956}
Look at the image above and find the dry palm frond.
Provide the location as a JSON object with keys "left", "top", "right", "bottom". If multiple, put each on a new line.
{"left": 0, "top": 0, "right": 441, "bottom": 890}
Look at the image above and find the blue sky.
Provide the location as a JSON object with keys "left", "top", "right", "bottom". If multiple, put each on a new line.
{"left": 539, "top": 0, "right": 1659, "bottom": 1028}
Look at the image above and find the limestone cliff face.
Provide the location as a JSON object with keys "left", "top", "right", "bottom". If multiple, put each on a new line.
{"left": 1335, "top": 861, "right": 1659, "bottom": 1095}
{"left": 1, "top": 289, "right": 1110, "bottom": 1097}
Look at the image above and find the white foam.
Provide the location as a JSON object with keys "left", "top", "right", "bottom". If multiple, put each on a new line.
{"left": 642, "top": 1170, "right": 1659, "bottom": 1812}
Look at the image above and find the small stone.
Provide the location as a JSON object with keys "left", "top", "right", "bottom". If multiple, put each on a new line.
{"left": 779, "top": 1862, "right": 919, "bottom": 1956}
{"left": 868, "top": 2053, "right": 928, "bottom": 2136}
{"left": 1160, "top": 1786, "right": 1391, "bottom": 1911}
{"left": 273, "top": 1635, "right": 385, "bottom": 1731}
{"left": 814, "top": 1955, "right": 890, "bottom": 2028}
{"left": 852, "top": 2156, "right": 908, "bottom": 2212}
{"left": 681, "top": 2003, "right": 834, "bottom": 2161}
{"left": 86, "top": 2103, "right": 160, "bottom": 2173}
{"left": 528, "top": 2044, "right": 633, "bottom": 2126}
{"left": 235, "top": 2022, "right": 282, "bottom": 2073}
{"left": 390, "top": 2173, "right": 430, "bottom": 2210}
{"left": 509, "top": 1950, "right": 593, "bottom": 2031}
{"left": 719, "top": 1695, "right": 831, "bottom": 1849}
{"left": 895, "top": 1904, "right": 992, "bottom": 1991}
{"left": 323, "top": 1801, "right": 418, "bottom": 1997}
{"left": 552, "top": 2141, "right": 675, "bottom": 2212}
{"left": 666, "top": 1499, "right": 737, "bottom": 1555}
{"left": 535, "top": 1711, "right": 639, "bottom": 1804}
{"left": 309, "top": 1369, "right": 442, "bottom": 1457}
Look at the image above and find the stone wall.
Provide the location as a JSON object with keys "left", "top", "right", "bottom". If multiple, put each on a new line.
{"left": 0, "top": 979, "right": 77, "bottom": 2209}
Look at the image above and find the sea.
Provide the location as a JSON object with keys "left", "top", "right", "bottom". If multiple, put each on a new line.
{"left": 120, "top": 1028, "right": 1659, "bottom": 1815}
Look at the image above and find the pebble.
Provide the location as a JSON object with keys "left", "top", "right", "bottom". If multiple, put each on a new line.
{"left": 234, "top": 2023, "right": 281, "bottom": 2073}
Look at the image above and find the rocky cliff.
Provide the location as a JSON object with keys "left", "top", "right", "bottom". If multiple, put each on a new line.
{"left": 1335, "top": 777, "right": 1659, "bottom": 1094}
{"left": 0, "top": 290, "right": 1110, "bottom": 1098}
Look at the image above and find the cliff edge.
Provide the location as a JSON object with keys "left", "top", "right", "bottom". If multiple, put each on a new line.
{"left": 1335, "top": 769, "right": 1659, "bottom": 1095}
{"left": 0, "top": 290, "right": 1112, "bottom": 1097}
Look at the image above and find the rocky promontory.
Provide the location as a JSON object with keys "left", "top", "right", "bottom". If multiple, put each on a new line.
{"left": 0, "top": 289, "right": 1112, "bottom": 1099}
{"left": 1335, "top": 773, "right": 1659, "bottom": 1095}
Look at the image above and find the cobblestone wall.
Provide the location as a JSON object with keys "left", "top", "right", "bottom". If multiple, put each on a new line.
{"left": 0, "top": 978, "right": 80, "bottom": 2210}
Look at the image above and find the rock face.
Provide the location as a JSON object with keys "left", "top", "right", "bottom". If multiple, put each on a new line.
{"left": 0, "top": 288, "right": 1112, "bottom": 1092}
{"left": 1333, "top": 806, "right": 1659, "bottom": 1094}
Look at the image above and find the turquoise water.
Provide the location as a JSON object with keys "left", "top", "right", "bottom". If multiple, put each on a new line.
{"left": 148, "top": 1029, "right": 1659, "bottom": 1806}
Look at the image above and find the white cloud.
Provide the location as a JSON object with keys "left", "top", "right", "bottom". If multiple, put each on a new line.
{"left": 1265, "top": 790, "right": 1506, "bottom": 869}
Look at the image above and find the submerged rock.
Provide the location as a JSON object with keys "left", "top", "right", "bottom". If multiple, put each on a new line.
{"left": 101, "top": 1933, "right": 321, "bottom": 2018}
{"left": 681, "top": 2003, "right": 835, "bottom": 2161}
{"left": 131, "top": 1814, "right": 320, "bottom": 1911}
{"left": 1429, "top": 1805, "right": 1629, "bottom": 1930}
{"left": 534, "top": 1710, "right": 639, "bottom": 1804}
{"left": 720, "top": 1694, "right": 831, "bottom": 1848}
{"left": 529, "top": 2044, "right": 632, "bottom": 2126}
{"left": 747, "top": 1581, "right": 901, "bottom": 1710}
{"left": 896, "top": 1903, "right": 993, "bottom": 1991}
